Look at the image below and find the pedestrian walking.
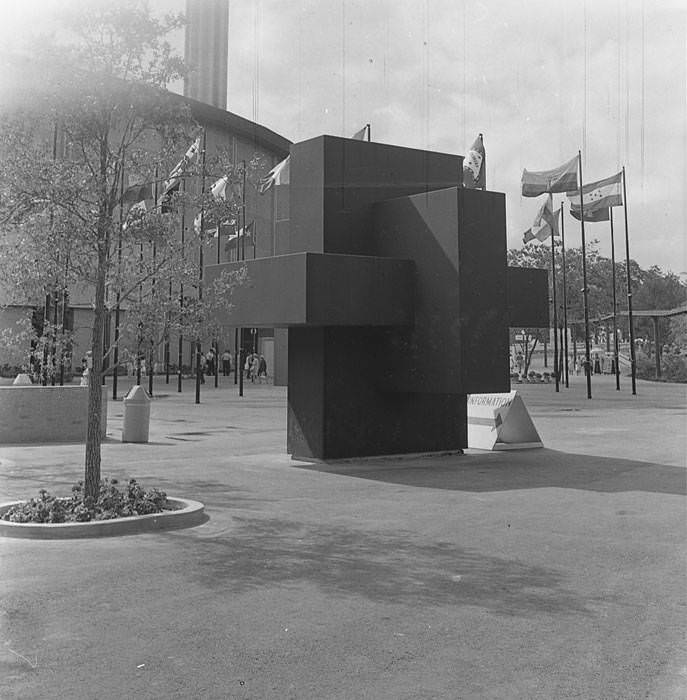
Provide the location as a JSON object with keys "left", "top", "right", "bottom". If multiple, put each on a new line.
{"left": 205, "top": 349, "right": 215, "bottom": 376}
{"left": 249, "top": 353, "right": 259, "bottom": 383}
{"left": 222, "top": 350, "right": 232, "bottom": 376}
{"left": 257, "top": 355, "right": 267, "bottom": 383}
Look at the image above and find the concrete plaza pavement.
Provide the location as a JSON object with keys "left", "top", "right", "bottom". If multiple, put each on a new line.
{"left": 0, "top": 372, "right": 685, "bottom": 699}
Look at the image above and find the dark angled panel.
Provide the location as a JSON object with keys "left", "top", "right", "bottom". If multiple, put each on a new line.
{"left": 318, "top": 328, "right": 467, "bottom": 460}
{"left": 373, "top": 188, "right": 462, "bottom": 394}
{"left": 288, "top": 136, "right": 462, "bottom": 258}
{"left": 273, "top": 328, "right": 288, "bottom": 386}
{"left": 205, "top": 253, "right": 414, "bottom": 328}
{"left": 204, "top": 254, "right": 307, "bottom": 328}
{"left": 321, "top": 136, "right": 463, "bottom": 256}
{"left": 507, "top": 267, "right": 550, "bottom": 329}
{"left": 458, "top": 188, "right": 510, "bottom": 394}
{"left": 287, "top": 327, "right": 325, "bottom": 459}
{"left": 305, "top": 254, "right": 414, "bottom": 326}
{"left": 289, "top": 137, "right": 325, "bottom": 254}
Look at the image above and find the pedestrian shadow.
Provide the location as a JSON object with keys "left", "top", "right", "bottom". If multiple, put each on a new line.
{"left": 290, "top": 448, "right": 687, "bottom": 496}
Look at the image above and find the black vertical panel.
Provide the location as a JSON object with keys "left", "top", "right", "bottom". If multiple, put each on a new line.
{"left": 373, "top": 188, "right": 461, "bottom": 393}
{"left": 507, "top": 267, "right": 550, "bottom": 329}
{"left": 457, "top": 188, "right": 509, "bottom": 393}
{"left": 320, "top": 328, "right": 467, "bottom": 459}
{"left": 289, "top": 138, "right": 325, "bottom": 254}
{"left": 287, "top": 327, "right": 325, "bottom": 459}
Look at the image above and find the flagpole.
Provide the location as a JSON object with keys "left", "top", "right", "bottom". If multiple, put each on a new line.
{"left": 560, "top": 203, "right": 569, "bottom": 387}
{"left": 195, "top": 128, "right": 207, "bottom": 405}
{"left": 148, "top": 170, "right": 157, "bottom": 398}
{"left": 239, "top": 160, "right": 246, "bottom": 398}
{"left": 241, "top": 161, "right": 247, "bottom": 263}
{"left": 234, "top": 327, "right": 238, "bottom": 385}
{"left": 609, "top": 208, "right": 620, "bottom": 390}
{"left": 577, "top": 150, "right": 593, "bottom": 399}
{"left": 164, "top": 157, "right": 172, "bottom": 384}
{"left": 177, "top": 180, "right": 185, "bottom": 394}
{"left": 214, "top": 180, "right": 221, "bottom": 390}
{"left": 549, "top": 194, "right": 559, "bottom": 392}
{"left": 622, "top": 166, "right": 637, "bottom": 395}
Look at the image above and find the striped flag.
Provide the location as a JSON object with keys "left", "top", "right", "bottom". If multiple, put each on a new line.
{"left": 566, "top": 171, "right": 622, "bottom": 213}
{"left": 522, "top": 156, "right": 578, "bottom": 197}
{"left": 569, "top": 204, "right": 610, "bottom": 222}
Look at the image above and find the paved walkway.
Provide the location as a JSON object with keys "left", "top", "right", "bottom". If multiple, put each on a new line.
{"left": 0, "top": 374, "right": 685, "bottom": 699}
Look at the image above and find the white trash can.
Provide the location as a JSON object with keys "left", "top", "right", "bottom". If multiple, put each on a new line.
{"left": 122, "top": 385, "right": 151, "bottom": 443}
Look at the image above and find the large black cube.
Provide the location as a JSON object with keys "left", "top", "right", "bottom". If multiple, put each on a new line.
{"left": 205, "top": 135, "right": 547, "bottom": 460}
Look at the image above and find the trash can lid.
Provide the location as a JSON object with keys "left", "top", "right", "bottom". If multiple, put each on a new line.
{"left": 123, "top": 385, "right": 151, "bottom": 403}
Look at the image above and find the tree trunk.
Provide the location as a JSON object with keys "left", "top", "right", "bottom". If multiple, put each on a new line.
{"left": 84, "top": 261, "right": 107, "bottom": 502}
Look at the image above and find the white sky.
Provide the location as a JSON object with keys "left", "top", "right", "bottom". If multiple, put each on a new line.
{"left": 2, "top": 0, "right": 685, "bottom": 276}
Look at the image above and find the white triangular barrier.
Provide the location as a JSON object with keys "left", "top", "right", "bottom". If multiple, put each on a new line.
{"left": 467, "top": 391, "right": 543, "bottom": 450}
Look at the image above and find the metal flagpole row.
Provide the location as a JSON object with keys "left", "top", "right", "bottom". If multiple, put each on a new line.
{"left": 609, "top": 209, "right": 621, "bottom": 390}
{"left": 195, "top": 128, "right": 207, "bottom": 405}
{"left": 577, "top": 151, "right": 593, "bottom": 400}
{"left": 560, "top": 202, "right": 569, "bottom": 387}
{"left": 550, "top": 194, "right": 559, "bottom": 393}
{"left": 622, "top": 167, "right": 637, "bottom": 395}
{"left": 239, "top": 161, "right": 246, "bottom": 398}
{"left": 177, "top": 180, "right": 186, "bottom": 394}
{"left": 148, "top": 168, "right": 158, "bottom": 397}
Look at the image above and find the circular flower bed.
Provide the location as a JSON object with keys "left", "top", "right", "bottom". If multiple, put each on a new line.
{"left": 1, "top": 478, "right": 170, "bottom": 523}
{"left": 0, "top": 478, "right": 206, "bottom": 538}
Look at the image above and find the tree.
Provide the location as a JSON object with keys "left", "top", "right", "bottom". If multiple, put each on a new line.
{"left": 509, "top": 327, "right": 543, "bottom": 378}
{"left": 0, "top": 1, "right": 247, "bottom": 501}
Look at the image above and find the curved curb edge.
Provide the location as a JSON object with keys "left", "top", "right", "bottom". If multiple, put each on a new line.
{"left": 0, "top": 497, "right": 206, "bottom": 539}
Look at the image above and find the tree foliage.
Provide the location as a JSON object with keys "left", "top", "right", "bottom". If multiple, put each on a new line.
{"left": 0, "top": 1, "right": 250, "bottom": 499}
{"left": 508, "top": 237, "right": 687, "bottom": 346}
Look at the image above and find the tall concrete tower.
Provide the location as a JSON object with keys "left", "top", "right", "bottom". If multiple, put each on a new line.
{"left": 184, "top": 0, "right": 229, "bottom": 109}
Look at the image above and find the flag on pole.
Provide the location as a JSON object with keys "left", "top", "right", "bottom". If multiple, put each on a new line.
{"left": 194, "top": 175, "right": 235, "bottom": 234}
{"left": 533, "top": 194, "right": 558, "bottom": 232}
{"left": 566, "top": 171, "right": 622, "bottom": 212}
{"left": 351, "top": 124, "right": 370, "bottom": 141}
{"left": 158, "top": 136, "right": 201, "bottom": 205}
{"left": 463, "top": 133, "right": 485, "bottom": 189}
{"left": 569, "top": 204, "right": 610, "bottom": 222}
{"left": 521, "top": 155, "right": 578, "bottom": 197}
{"left": 523, "top": 196, "right": 559, "bottom": 243}
{"left": 210, "top": 175, "right": 229, "bottom": 200}
{"left": 226, "top": 220, "right": 254, "bottom": 242}
{"left": 258, "top": 155, "right": 290, "bottom": 194}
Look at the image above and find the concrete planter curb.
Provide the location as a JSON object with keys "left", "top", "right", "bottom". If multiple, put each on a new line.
{"left": 0, "top": 497, "right": 205, "bottom": 539}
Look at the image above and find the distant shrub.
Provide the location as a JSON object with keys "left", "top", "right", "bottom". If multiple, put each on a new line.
{"left": 635, "top": 350, "right": 687, "bottom": 383}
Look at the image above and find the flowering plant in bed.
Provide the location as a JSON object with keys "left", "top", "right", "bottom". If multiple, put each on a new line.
{"left": 1, "top": 478, "right": 174, "bottom": 524}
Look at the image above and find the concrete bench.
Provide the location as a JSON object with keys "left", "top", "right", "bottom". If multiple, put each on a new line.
{"left": 0, "top": 385, "right": 108, "bottom": 444}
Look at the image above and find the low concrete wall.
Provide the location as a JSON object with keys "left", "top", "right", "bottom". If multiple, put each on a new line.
{"left": 0, "top": 385, "right": 108, "bottom": 444}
